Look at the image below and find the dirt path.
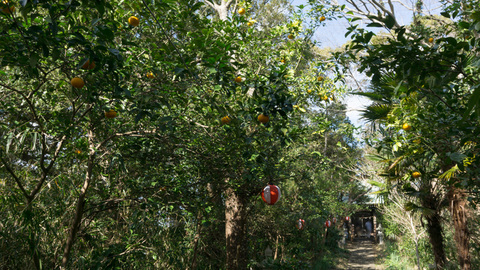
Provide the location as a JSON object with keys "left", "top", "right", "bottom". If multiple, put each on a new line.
{"left": 346, "top": 238, "right": 384, "bottom": 270}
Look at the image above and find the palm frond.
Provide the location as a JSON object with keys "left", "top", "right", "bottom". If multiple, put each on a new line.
{"left": 360, "top": 103, "right": 393, "bottom": 121}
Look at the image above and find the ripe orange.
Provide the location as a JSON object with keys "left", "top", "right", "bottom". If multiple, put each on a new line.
{"left": 105, "top": 110, "right": 117, "bottom": 119}
{"left": 412, "top": 171, "right": 421, "bottom": 178}
{"left": 221, "top": 116, "right": 232, "bottom": 124}
{"left": 75, "top": 149, "right": 82, "bottom": 154}
{"left": 128, "top": 16, "right": 140, "bottom": 27}
{"left": 281, "top": 59, "right": 285, "bottom": 63}
{"left": 402, "top": 123, "right": 412, "bottom": 131}
{"left": 319, "top": 16, "right": 326, "bottom": 22}
{"left": 146, "top": 72, "right": 155, "bottom": 79}
{"left": 317, "top": 76, "right": 324, "bottom": 81}
{"left": 321, "top": 95, "right": 328, "bottom": 101}
{"left": 258, "top": 114, "right": 269, "bottom": 123}
{"left": 81, "top": 60, "right": 96, "bottom": 70}
{"left": 235, "top": 76, "right": 242, "bottom": 83}
{"left": 71, "top": 77, "right": 85, "bottom": 89}
{"left": 428, "top": 37, "right": 434, "bottom": 43}
{"left": 307, "top": 89, "right": 312, "bottom": 94}
{"left": 238, "top": 8, "right": 246, "bottom": 15}
{"left": 288, "top": 34, "right": 294, "bottom": 40}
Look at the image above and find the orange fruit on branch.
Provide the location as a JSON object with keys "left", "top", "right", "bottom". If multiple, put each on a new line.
{"left": 105, "top": 110, "right": 117, "bottom": 119}
{"left": 234, "top": 76, "right": 242, "bottom": 83}
{"left": 402, "top": 123, "right": 412, "bottom": 131}
{"left": 258, "top": 114, "right": 269, "bottom": 123}
{"left": 412, "top": 171, "right": 421, "bottom": 178}
{"left": 221, "top": 116, "right": 232, "bottom": 124}
{"left": 319, "top": 16, "right": 326, "bottom": 22}
{"left": 146, "top": 72, "right": 155, "bottom": 79}
{"left": 71, "top": 77, "right": 85, "bottom": 89}
{"left": 128, "top": 16, "right": 140, "bottom": 27}
{"left": 238, "top": 8, "right": 246, "bottom": 15}
{"left": 81, "top": 60, "right": 96, "bottom": 70}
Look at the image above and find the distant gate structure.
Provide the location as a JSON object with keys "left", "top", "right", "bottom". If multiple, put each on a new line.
{"left": 349, "top": 203, "right": 382, "bottom": 243}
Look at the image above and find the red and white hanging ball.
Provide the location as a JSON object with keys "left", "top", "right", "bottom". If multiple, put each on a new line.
{"left": 325, "top": 220, "right": 332, "bottom": 228}
{"left": 261, "top": 184, "right": 281, "bottom": 205}
{"left": 333, "top": 217, "right": 337, "bottom": 224}
{"left": 296, "top": 219, "right": 305, "bottom": 230}
{"left": 345, "top": 216, "right": 350, "bottom": 221}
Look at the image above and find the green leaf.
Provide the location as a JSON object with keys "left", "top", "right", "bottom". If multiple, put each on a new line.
{"left": 384, "top": 14, "right": 396, "bottom": 29}
{"left": 366, "top": 22, "right": 383, "bottom": 28}
{"left": 463, "top": 85, "right": 480, "bottom": 118}
{"left": 446, "top": 152, "right": 466, "bottom": 163}
{"left": 438, "top": 165, "right": 459, "bottom": 180}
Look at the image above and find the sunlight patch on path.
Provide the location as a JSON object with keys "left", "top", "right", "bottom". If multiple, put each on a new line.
{"left": 346, "top": 238, "right": 384, "bottom": 270}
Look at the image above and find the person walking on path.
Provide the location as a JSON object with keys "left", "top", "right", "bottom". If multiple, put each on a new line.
{"left": 365, "top": 220, "right": 373, "bottom": 238}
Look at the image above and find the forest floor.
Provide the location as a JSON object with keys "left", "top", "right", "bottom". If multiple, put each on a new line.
{"left": 343, "top": 237, "right": 385, "bottom": 270}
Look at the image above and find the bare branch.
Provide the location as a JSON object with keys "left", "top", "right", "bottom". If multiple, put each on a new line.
{"left": 0, "top": 154, "right": 30, "bottom": 200}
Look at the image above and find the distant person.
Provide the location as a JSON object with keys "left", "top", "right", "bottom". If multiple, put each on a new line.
{"left": 365, "top": 220, "right": 372, "bottom": 238}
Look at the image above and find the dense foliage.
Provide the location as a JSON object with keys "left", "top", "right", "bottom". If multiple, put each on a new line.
{"left": 0, "top": 0, "right": 362, "bottom": 269}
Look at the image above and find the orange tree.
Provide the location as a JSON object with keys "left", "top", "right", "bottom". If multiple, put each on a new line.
{"left": 345, "top": 2, "right": 480, "bottom": 269}
{"left": 0, "top": 0, "right": 351, "bottom": 269}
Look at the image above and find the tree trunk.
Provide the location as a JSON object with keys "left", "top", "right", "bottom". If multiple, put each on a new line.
{"left": 448, "top": 186, "right": 471, "bottom": 269}
{"left": 62, "top": 133, "right": 95, "bottom": 267}
{"left": 225, "top": 187, "right": 247, "bottom": 270}
{"left": 424, "top": 210, "right": 445, "bottom": 269}
{"left": 190, "top": 213, "right": 202, "bottom": 270}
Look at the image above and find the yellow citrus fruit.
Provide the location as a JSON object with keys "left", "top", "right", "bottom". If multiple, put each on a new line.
{"left": 71, "top": 77, "right": 85, "bottom": 89}
{"left": 247, "top": 21, "right": 253, "bottom": 27}
{"left": 428, "top": 37, "right": 434, "bottom": 43}
{"left": 238, "top": 8, "right": 246, "bottom": 15}
{"left": 146, "top": 72, "right": 155, "bottom": 79}
{"left": 412, "top": 171, "right": 421, "bottom": 178}
{"left": 321, "top": 95, "right": 328, "bottom": 101}
{"left": 128, "top": 16, "right": 140, "bottom": 27}
{"left": 105, "top": 110, "right": 117, "bottom": 119}
{"left": 75, "top": 149, "right": 82, "bottom": 154}
{"left": 221, "top": 116, "right": 232, "bottom": 124}
{"left": 281, "top": 59, "right": 285, "bottom": 63}
{"left": 319, "top": 16, "right": 326, "bottom": 22}
{"left": 307, "top": 89, "right": 312, "bottom": 94}
{"left": 235, "top": 76, "right": 242, "bottom": 83}
{"left": 288, "top": 34, "right": 294, "bottom": 40}
{"left": 317, "top": 76, "right": 324, "bottom": 81}
{"left": 402, "top": 123, "right": 412, "bottom": 131}
{"left": 81, "top": 60, "right": 96, "bottom": 70}
{"left": 258, "top": 114, "right": 269, "bottom": 123}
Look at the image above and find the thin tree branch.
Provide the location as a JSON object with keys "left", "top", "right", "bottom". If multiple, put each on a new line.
{"left": 0, "top": 154, "right": 30, "bottom": 200}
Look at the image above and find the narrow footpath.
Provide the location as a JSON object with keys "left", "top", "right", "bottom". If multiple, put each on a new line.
{"left": 346, "top": 238, "right": 384, "bottom": 270}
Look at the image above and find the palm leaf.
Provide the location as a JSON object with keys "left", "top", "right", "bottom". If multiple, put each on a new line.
{"left": 360, "top": 103, "right": 393, "bottom": 121}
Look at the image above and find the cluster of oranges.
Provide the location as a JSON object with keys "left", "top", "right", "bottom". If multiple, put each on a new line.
{"left": 221, "top": 114, "right": 270, "bottom": 125}
{"left": 69, "top": 15, "right": 142, "bottom": 119}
